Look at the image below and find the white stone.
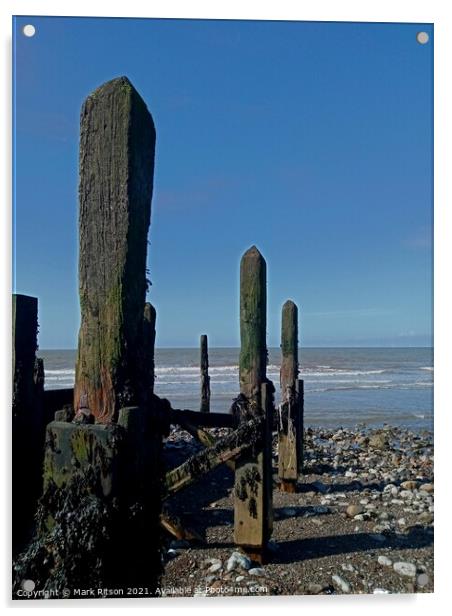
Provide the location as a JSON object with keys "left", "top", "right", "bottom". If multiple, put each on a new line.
{"left": 393, "top": 561, "right": 417, "bottom": 578}
{"left": 226, "top": 551, "right": 252, "bottom": 572}
{"left": 373, "top": 588, "right": 390, "bottom": 594}
{"left": 248, "top": 568, "right": 266, "bottom": 576}
{"left": 378, "top": 555, "right": 392, "bottom": 567}
{"left": 332, "top": 575, "right": 351, "bottom": 593}
{"left": 208, "top": 563, "right": 222, "bottom": 573}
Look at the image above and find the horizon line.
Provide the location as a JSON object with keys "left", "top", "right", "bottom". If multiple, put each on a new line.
{"left": 37, "top": 345, "right": 434, "bottom": 351}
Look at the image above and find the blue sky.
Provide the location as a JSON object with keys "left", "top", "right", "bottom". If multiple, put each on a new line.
{"left": 13, "top": 17, "right": 433, "bottom": 348}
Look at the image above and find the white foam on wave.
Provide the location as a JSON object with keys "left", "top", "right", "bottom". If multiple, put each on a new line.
{"left": 420, "top": 366, "right": 434, "bottom": 371}
{"left": 301, "top": 368, "right": 386, "bottom": 377}
{"left": 45, "top": 369, "right": 75, "bottom": 376}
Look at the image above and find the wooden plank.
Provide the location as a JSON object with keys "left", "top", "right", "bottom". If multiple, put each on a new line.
{"left": 164, "top": 417, "right": 263, "bottom": 498}
{"left": 74, "top": 76, "right": 156, "bottom": 423}
{"left": 176, "top": 419, "right": 236, "bottom": 471}
{"left": 200, "top": 334, "right": 210, "bottom": 413}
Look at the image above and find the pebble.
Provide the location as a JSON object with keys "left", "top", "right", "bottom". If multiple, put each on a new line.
{"left": 235, "top": 575, "right": 245, "bottom": 582}
{"left": 393, "top": 561, "right": 417, "bottom": 578}
{"left": 373, "top": 588, "right": 390, "bottom": 594}
{"left": 332, "top": 574, "right": 351, "bottom": 593}
{"left": 248, "top": 568, "right": 266, "bottom": 576}
{"left": 208, "top": 563, "right": 222, "bottom": 573}
{"left": 378, "top": 555, "right": 393, "bottom": 567}
{"left": 369, "top": 433, "right": 389, "bottom": 449}
{"left": 401, "top": 480, "right": 419, "bottom": 490}
{"left": 307, "top": 583, "right": 324, "bottom": 594}
{"left": 311, "top": 518, "right": 323, "bottom": 527}
{"left": 167, "top": 549, "right": 179, "bottom": 557}
{"left": 419, "top": 512, "right": 434, "bottom": 524}
{"left": 417, "top": 573, "right": 429, "bottom": 588}
{"left": 420, "top": 483, "right": 434, "bottom": 493}
{"left": 226, "top": 551, "right": 252, "bottom": 572}
{"left": 346, "top": 504, "right": 365, "bottom": 518}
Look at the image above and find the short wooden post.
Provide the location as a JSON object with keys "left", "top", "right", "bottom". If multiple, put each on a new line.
{"left": 200, "top": 334, "right": 210, "bottom": 413}
{"left": 234, "top": 246, "right": 271, "bottom": 562}
{"left": 143, "top": 302, "right": 157, "bottom": 396}
{"left": 74, "top": 76, "right": 156, "bottom": 423}
{"left": 296, "top": 377, "right": 304, "bottom": 474}
{"left": 278, "top": 300, "right": 300, "bottom": 492}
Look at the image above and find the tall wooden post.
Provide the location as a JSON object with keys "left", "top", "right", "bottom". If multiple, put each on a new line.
{"left": 278, "top": 300, "right": 301, "bottom": 492}
{"left": 238, "top": 246, "right": 267, "bottom": 408}
{"left": 74, "top": 76, "right": 156, "bottom": 423}
{"left": 12, "top": 294, "right": 44, "bottom": 552}
{"left": 14, "top": 79, "right": 164, "bottom": 594}
{"left": 234, "top": 246, "right": 272, "bottom": 562}
{"left": 200, "top": 334, "right": 210, "bottom": 413}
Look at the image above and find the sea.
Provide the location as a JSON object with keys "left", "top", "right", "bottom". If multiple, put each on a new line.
{"left": 38, "top": 347, "right": 433, "bottom": 432}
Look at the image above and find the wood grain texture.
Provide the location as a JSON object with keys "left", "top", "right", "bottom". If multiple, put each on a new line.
{"left": 74, "top": 77, "right": 156, "bottom": 423}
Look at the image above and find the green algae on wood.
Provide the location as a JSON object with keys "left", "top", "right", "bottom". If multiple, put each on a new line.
{"left": 278, "top": 300, "right": 302, "bottom": 489}
{"left": 239, "top": 246, "right": 267, "bottom": 408}
{"left": 74, "top": 76, "right": 156, "bottom": 423}
{"left": 234, "top": 381, "right": 273, "bottom": 561}
{"left": 235, "top": 248, "right": 272, "bottom": 561}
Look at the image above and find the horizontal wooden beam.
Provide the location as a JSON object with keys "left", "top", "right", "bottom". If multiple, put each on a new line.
{"left": 164, "top": 417, "right": 263, "bottom": 499}
{"left": 177, "top": 419, "right": 235, "bottom": 471}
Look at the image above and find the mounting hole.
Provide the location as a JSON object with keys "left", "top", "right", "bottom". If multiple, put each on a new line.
{"left": 21, "top": 579, "right": 35, "bottom": 592}
{"left": 416, "top": 31, "right": 429, "bottom": 45}
{"left": 22, "top": 24, "right": 36, "bottom": 37}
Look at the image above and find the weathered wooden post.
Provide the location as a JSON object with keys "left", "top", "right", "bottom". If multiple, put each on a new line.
{"left": 143, "top": 302, "right": 157, "bottom": 395}
{"left": 238, "top": 247, "right": 267, "bottom": 408}
{"left": 278, "top": 300, "right": 302, "bottom": 492}
{"left": 200, "top": 334, "right": 210, "bottom": 413}
{"left": 13, "top": 78, "right": 163, "bottom": 595}
{"left": 234, "top": 246, "right": 272, "bottom": 562}
{"left": 12, "top": 294, "right": 44, "bottom": 552}
{"left": 74, "top": 75, "right": 156, "bottom": 423}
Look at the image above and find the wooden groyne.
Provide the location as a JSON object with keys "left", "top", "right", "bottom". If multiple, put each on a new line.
{"left": 12, "top": 75, "right": 306, "bottom": 595}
